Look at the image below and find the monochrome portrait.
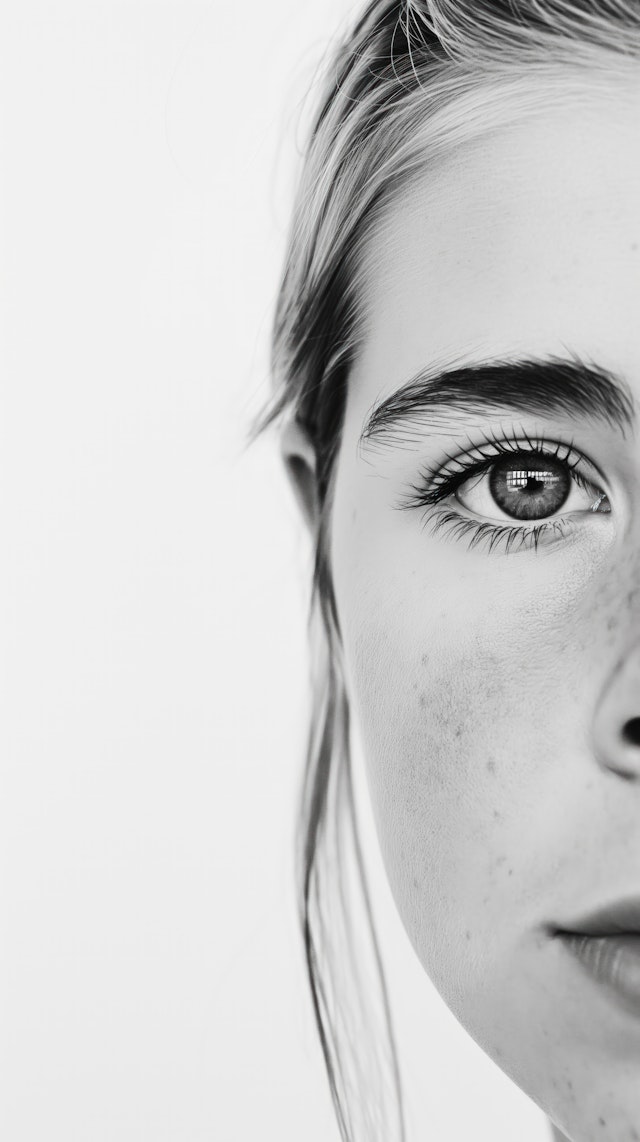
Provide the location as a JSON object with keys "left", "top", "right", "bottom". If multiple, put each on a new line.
{"left": 3, "top": 3, "right": 640, "bottom": 1141}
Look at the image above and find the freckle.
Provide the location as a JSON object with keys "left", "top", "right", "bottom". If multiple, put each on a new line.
{"left": 508, "top": 868, "right": 513, "bottom": 876}
{"left": 493, "top": 809, "right": 501, "bottom": 820}
{"left": 421, "top": 653, "right": 429, "bottom": 667}
{"left": 419, "top": 693, "right": 428, "bottom": 708}
{"left": 598, "top": 1117, "right": 606, "bottom": 1127}
{"left": 486, "top": 760, "right": 496, "bottom": 775}
{"left": 567, "top": 1080, "right": 573, "bottom": 1091}
{"left": 465, "top": 930, "right": 471, "bottom": 940}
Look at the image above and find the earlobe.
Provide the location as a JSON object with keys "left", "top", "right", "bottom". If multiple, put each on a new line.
{"left": 280, "top": 418, "right": 320, "bottom": 534}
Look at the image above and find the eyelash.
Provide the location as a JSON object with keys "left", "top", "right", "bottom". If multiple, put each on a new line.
{"left": 400, "top": 428, "right": 608, "bottom": 555}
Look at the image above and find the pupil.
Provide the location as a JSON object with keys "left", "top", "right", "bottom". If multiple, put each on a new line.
{"left": 489, "top": 455, "right": 570, "bottom": 520}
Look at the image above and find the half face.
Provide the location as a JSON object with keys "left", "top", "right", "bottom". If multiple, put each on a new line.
{"left": 328, "top": 71, "right": 640, "bottom": 1141}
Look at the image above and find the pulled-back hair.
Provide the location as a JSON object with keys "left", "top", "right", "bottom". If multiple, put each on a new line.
{"left": 255, "top": 4, "right": 640, "bottom": 1139}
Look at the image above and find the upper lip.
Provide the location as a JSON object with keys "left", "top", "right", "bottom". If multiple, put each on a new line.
{"left": 553, "top": 896, "right": 640, "bottom": 938}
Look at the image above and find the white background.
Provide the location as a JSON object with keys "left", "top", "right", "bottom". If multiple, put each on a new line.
{"left": 0, "top": 2, "right": 551, "bottom": 1138}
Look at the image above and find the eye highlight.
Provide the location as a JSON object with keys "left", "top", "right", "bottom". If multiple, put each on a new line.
{"left": 400, "top": 430, "right": 611, "bottom": 554}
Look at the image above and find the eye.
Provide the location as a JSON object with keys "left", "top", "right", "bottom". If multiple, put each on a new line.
{"left": 455, "top": 451, "right": 609, "bottom": 522}
{"left": 398, "top": 432, "right": 613, "bottom": 556}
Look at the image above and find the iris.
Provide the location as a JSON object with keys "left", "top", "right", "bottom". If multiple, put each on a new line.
{"left": 488, "top": 455, "right": 570, "bottom": 520}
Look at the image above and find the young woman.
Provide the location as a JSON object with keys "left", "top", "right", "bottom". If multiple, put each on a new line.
{"left": 258, "top": 3, "right": 640, "bottom": 1139}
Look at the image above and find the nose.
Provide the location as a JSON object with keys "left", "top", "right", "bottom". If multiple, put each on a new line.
{"left": 592, "top": 638, "right": 640, "bottom": 780}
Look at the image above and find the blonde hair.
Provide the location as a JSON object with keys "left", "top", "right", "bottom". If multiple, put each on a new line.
{"left": 256, "top": 4, "right": 640, "bottom": 1140}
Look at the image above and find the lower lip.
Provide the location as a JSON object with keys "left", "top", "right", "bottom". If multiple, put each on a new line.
{"left": 558, "top": 932, "right": 640, "bottom": 1018}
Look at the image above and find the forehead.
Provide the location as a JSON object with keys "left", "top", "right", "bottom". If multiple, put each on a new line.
{"left": 345, "top": 72, "right": 640, "bottom": 438}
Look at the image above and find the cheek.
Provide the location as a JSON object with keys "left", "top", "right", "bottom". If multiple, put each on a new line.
{"left": 348, "top": 610, "right": 523, "bottom": 952}
{"left": 338, "top": 534, "right": 608, "bottom": 1005}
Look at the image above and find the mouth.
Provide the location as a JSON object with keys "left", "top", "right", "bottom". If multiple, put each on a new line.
{"left": 551, "top": 895, "right": 640, "bottom": 939}
{"left": 551, "top": 897, "right": 640, "bottom": 1020}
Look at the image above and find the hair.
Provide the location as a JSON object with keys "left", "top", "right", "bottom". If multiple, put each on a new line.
{"left": 253, "top": 3, "right": 640, "bottom": 1139}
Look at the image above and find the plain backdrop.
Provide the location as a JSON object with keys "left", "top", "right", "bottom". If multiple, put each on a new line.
{"left": 0, "top": 2, "right": 552, "bottom": 1139}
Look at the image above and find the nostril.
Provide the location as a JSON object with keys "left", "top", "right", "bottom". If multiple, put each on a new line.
{"left": 622, "top": 717, "right": 640, "bottom": 747}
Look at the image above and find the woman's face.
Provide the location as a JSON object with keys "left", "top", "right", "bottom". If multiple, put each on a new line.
{"left": 328, "top": 74, "right": 640, "bottom": 1140}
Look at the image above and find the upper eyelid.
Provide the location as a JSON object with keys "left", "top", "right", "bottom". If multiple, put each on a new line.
{"left": 422, "top": 434, "right": 605, "bottom": 488}
{"left": 442, "top": 444, "right": 579, "bottom": 489}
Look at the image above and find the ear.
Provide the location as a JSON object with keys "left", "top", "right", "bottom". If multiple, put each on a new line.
{"left": 280, "top": 418, "right": 320, "bottom": 535}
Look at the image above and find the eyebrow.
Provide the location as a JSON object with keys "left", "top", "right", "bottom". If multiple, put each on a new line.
{"left": 359, "top": 355, "right": 635, "bottom": 450}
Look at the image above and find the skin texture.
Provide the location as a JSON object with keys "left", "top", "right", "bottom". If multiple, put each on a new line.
{"left": 285, "top": 71, "right": 640, "bottom": 1141}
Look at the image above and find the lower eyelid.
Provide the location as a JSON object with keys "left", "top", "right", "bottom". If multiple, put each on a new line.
{"left": 424, "top": 506, "right": 576, "bottom": 555}
{"left": 414, "top": 476, "right": 612, "bottom": 555}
